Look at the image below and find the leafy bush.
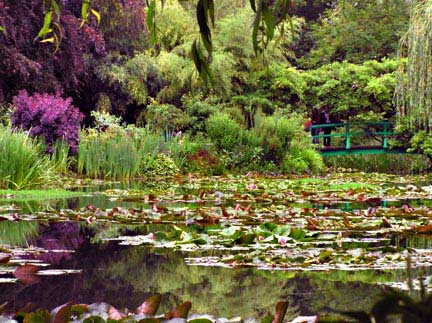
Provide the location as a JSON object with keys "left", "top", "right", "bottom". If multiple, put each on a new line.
{"left": 206, "top": 113, "right": 244, "bottom": 153}
{"left": 0, "top": 126, "right": 57, "bottom": 189}
{"left": 206, "top": 112, "right": 323, "bottom": 174}
{"left": 167, "top": 135, "right": 223, "bottom": 174}
{"left": 142, "top": 154, "right": 180, "bottom": 177}
{"left": 251, "top": 113, "right": 299, "bottom": 163}
{"left": 11, "top": 91, "right": 83, "bottom": 153}
{"left": 146, "top": 102, "right": 189, "bottom": 133}
{"left": 408, "top": 130, "right": 432, "bottom": 157}
{"left": 251, "top": 114, "right": 325, "bottom": 175}
{"left": 181, "top": 95, "right": 218, "bottom": 135}
{"left": 287, "top": 141, "right": 325, "bottom": 174}
{"left": 91, "top": 111, "right": 122, "bottom": 131}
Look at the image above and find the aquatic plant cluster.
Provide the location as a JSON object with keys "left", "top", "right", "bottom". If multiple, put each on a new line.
{"left": 1, "top": 174, "right": 432, "bottom": 272}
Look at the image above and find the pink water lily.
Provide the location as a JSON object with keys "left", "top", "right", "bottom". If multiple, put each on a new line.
{"left": 248, "top": 183, "right": 257, "bottom": 190}
{"left": 278, "top": 237, "right": 287, "bottom": 246}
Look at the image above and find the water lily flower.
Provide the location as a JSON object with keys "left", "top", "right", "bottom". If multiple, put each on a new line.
{"left": 248, "top": 183, "right": 257, "bottom": 190}
{"left": 278, "top": 237, "right": 287, "bottom": 246}
{"left": 185, "top": 218, "right": 195, "bottom": 226}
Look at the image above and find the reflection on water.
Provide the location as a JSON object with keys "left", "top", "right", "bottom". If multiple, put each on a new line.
{"left": 0, "top": 221, "right": 39, "bottom": 246}
{"left": 0, "top": 222, "right": 388, "bottom": 320}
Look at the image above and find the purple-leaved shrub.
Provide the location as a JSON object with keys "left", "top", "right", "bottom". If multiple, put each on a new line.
{"left": 11, "top": 91, "right": 83, "bottom": 153}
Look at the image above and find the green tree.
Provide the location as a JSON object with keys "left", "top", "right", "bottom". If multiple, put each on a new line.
{"left": 396, "top": 0, "right": 432, "bottom": 131}
{"left": 304, "top": 0, "right": 409, "bottom": 67}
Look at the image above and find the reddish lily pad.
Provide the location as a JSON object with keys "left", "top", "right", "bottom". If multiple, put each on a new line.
{"left": 136, "top": 295, "right": 162, "bottom": 316}
{"left": 13, "top": 264, "right": 40, "bottom": 285}
{"left": 166, "top": 302, "right": 192, "bottom": 319}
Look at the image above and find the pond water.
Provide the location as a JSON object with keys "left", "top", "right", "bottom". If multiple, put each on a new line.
{"left": 1, "top": 174, "right": 432, "bottom": 320}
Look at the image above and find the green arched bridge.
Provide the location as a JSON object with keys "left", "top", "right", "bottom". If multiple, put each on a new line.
{"left": 310, "top": 121, "right": 403, "bottom": 156}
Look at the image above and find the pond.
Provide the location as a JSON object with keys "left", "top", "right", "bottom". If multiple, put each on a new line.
{"left": 0, "top": 173, "right": 432, "bottom": 321}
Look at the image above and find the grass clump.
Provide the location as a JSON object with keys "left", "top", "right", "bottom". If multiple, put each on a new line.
{"left": 0, "top": 126, "right": 58, "bottom": 189}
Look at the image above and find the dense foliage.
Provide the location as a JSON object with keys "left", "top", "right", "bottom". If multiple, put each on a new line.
{"left": 0, "top": 0, "right": 106, "bottom": 103}
{"left": 0, "top": 0, "right": 422, "bottom": 178}
{"left": 302, "top": 0, "right": 409, "bottom": 67}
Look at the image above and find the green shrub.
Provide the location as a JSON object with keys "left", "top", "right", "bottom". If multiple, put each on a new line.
{"left": 142, "top": 154, "right": 179, "bottom": 177}
{"left": 282, "top": 139, "right": 324, "bottom": 174}
{"left": 252, "top": 113, "right": 299, "bottom": 163}
{"left": 146, "top": 102, "right": 190, "bottom": 133}
{"left": 281, "top": 155, "right": 309, "bottom": 174}
{"left": 206, "top": 113, "right": 244, "bottom": 152}
{"left": 0, "top": 126, "right": 57, "bottom": 189}
{"left": 205, "top": 112, "right": 323, "bottom": 174}
{"left": 91, "top": 111, "right": 122, "bottom": 131}
{"left": 297, "top": 147, "right": 325, "bottom": 174}
{"left": 181, "top": 95, "right": 218, "bottom": 136}
{"left": 166, "top": 135, "right": 223, "bottom": 174}
{"left": 407, "top": 130, "right": 432, "bottom": 158}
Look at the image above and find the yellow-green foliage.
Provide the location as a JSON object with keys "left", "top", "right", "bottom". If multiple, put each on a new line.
{"left": 142, "top": 154, "right": 180, "bottom": 177}
{"left": 155, "top": 0, "right": 196, "bottom": 51}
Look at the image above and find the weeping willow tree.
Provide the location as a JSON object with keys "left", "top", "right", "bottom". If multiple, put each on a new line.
{"left": 395, "top": 0, "right": 432, "bottom": 131}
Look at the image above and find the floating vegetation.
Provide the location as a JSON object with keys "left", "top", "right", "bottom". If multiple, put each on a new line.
{"left": 0, "top": 174, "right": 431, "bottom": 274}
{"left": 0, "top": 296, "right": 317, "bottom": 323}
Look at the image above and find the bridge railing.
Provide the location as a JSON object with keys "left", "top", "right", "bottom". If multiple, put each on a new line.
{"left": 309, "top": 121, "right": 394, "bottom": 150}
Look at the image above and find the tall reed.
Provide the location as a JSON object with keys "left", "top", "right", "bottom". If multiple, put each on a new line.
{"left": 51, "top": 140, "right": 71, "bottom": 174}
{"left": 77, "top": 128, "right": 168, "bottom": 179}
